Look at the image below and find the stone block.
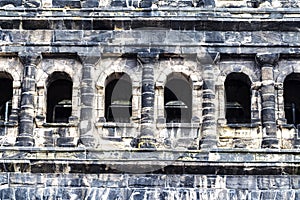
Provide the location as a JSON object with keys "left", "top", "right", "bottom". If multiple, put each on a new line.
{"left": 226, "top": 176, "right": 257, "bottom": 190}
{"left": 81, "top": 0, "right": 99, "bottom": 7}
{"left": 205, "top": 32, "right": 224, "bottom": 43}
{"left": 257, "top": 176, "right": 290, "bottom": 190}
{"left": 10, "top": 173, "right": 36, "bottom": 185}
{"left": 0, "top": 0, "right": 22, "bottom": 7}
{"left": 15, "top": 188, "right": 30, "bottom": 200}
{"left": 129, "top": 175, "right": 165, "bottom": 188}
{"left": 0, "top": 174, "right": 8, "bottom": 186}
{"left": 0, "top": 188, "right": 14, "bottom": 199}
{"left": 57, "top": 137, "right": 76, "bottom": 147}
{"left": 291, "top": 176, "right": 300, "bottom": 189}
{"left": 54, "top": 31, "right": 83, "bottom": 42}
{"left": 52, "top": 0, "right": 81, "bottom": 8}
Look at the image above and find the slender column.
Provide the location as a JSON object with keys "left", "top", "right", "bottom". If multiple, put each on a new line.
{"left": 275, "top": 83, "right": 286, "bottom": 125}
{"left": 251, "top": 82, "right": 262, "bottom": 125}
{"left": 137, "top": 52, "right": 158, "bottom": 148}
{"left": 216, "top": 84, "right": 226, "bottom": 124}
{"left": 9, "top": 82, "right": 21, "bottom": 123}
{"left": 15, "top": 52, "right": 41, "bottom": 146}
{"left": 132, "top": 81, "right": 140, "bottom": 122}
{"left": 78, "top": 53, "right": 101, "bottom": 147}
{"left": 198, "top": 53, "right": 219, "bottom": 149}
{"left": 256, "top": 53, "right": 279, "bottom": 148}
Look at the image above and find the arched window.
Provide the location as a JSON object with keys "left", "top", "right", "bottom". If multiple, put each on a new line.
{"left": 164, "top": 73, "right": 192, "bottom": 123}
{"left": 225, "top": 72, "right": 251, "bottom": 124}
{"left": 105, "top": 73, "right": 132, "bottom": 123}
{"left": 284, "top": 73, "right": 300, "bottom": 126}
{"left": 0, "top": 72, "right": 13, "bottom": 121}
{"left": 46, "top": 72, "right": 73, "bottom": 123}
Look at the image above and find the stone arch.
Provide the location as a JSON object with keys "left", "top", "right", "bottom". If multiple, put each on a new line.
{"left": 0, "top": 71, "right": 13, "bottom": 121}
{"left": 282, "top": 72, "right": 300, "bottom": 126}
{"left": 45, "top": 71, "right": 73, "bottom": 123}
{"left": 164, "top": 72, "right": 193, "bottom": 123}
{"left": 276, "top": 66, "right": 295, "bottom": 83}
{"left": 104, "top": 72, "right": 132, "bottom": 122}
{"left": 224, "top": 72, "right": 252, "bottom": 124}
{"left": 37, "top": 59, "right": 80, "bottom": 89}
{"left": 96, "top": 59, "right": 139, "bottom": 89}
{"left": 0, "top": 57, "right": 22, "bottom": 86}
{"left": 218, "top": 64, "right": 257, "bottom": 84}
{"left": 156, "top": 63, "right": 202, "bottom": 89}
{"left": 95, "top": 57, "right": 139, "bottom": 121}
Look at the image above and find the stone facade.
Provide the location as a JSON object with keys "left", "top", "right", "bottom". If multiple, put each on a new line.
{"left": 0, "top": 0, "right": 300, "bottom": 199}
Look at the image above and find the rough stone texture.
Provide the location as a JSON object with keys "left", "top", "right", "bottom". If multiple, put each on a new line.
{"left": 0, "top": 0, "right": 299, "bottom": 198}
{"left": 0, "top": 173, "right": 299, "bottom": 199}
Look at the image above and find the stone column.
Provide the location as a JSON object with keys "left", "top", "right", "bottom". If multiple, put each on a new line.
{"left": 137, "top": 52, "right": 158, "bottom": 148}
{"left": 275, "top": 83, "right": 286, "bottom": 125}
{"left": 78, "top": 53, "right": 101, "bottom": 147}
{"left": 256, "top": 53, "right": 279, "bottom": 148}
{"left": 15, "top": 52, "right": 41, "bottom": 146}
{"left": 198, "top": 53, "right": 219, "bottom": 149}
{"left": 9, "top": 81, "right": 21, "bottom": 123}
{"left": 251, "top": 82, "right": 262, "bottom": 125}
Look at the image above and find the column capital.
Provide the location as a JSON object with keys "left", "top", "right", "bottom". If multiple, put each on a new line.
{"left": 78, "top": 53, "right": 101, "bottom": 66}
{"left": 197, "top": 52, "right": 220, "bottom": 65}
{"left": 137, "top": 52, "right": 159, "bottom": 64}
{"left": 255, "top": 53, "right": 279, "bottom": 67}
{"left": 18, "top": 52, "right": 42, "bottom": 66}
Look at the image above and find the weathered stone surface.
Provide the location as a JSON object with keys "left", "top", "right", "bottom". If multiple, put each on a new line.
{"left": 0, "top": 1, "right": 298, "bottom": 199}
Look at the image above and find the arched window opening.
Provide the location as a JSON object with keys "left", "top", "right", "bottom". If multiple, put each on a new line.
{"left": 284, "top": 73, "right": 300, "bottom": 126}
{"left": 46, "top": 72, "right": 73, "bottom": 123}
{"left": 105, "top": 73, "right": 132, "bottom": 123}
{"left": 225, "top": 72, "right": 251, "bottom": 124}
{"left": 164, "top": 73, "right": 192, "bottom": 123}
{"left": 0, "top": 72, "right": 13, "bottom": 121}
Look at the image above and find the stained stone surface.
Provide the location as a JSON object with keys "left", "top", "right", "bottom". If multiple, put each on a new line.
{"left": 0, "top": 0, "right": 299, "bottom": 199}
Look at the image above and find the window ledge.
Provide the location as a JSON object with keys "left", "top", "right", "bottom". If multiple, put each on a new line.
{"left": 165, "top": 123, "right": 200, "bottom": 128}
{"left": 0, "top": 121, "right": 18, "bottom": 127}
{"left": 42, "top": 122, "right": 78, "bottom": 127}
{"left": 280, "top": 124, "right": 296, "bottom": 129}
{"left": 224, "top": 123, "right": 259, "bottom": 128}
{"left": 96, "top": 122, "right": 139, "bottom": 128}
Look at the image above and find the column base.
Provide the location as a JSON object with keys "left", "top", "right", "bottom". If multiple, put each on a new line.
{"left": 79, "top": 135, "right": 96, "bottom": 147}
{"left": 261, "top": 138, "right": 279, "bottom": 148}
{"left": 15, "top": 136, "right": 35, "bottom": 147}
{"left": 199, "top": 138, "right": 217, "bottom": 149}
{"left": 138, "top": 137, "right": 156, "bottom": 149}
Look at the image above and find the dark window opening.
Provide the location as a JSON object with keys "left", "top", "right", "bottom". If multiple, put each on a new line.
{"left": 105, "top": 73, "right": 132, "bottom": 123}
{"left": 284, "top": 73, "right": 300, "bottom": 126}
{"left": 225, "top": 72, "right": 251, "bottom": 124}
{"left": 0, "top": 72, "right": 13, "bottom": 121}
{"left": 46, "top": 72, "right": 72, "bottom": 123}
{"left": 164, "top": 73, "right": 192, "bottom": 123}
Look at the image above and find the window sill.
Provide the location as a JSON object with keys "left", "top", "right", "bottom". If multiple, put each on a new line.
{"left": 0, "top": 121, "right": 18, "bottom": 127}
{"left": 42, "top": 122, "right": 78, "bottom": 127}
{"left": 162, "top": 123, "right": 200, "bottom": 128}
{"left": 225, "top": 123, "right": 259, "bottom": 128}
{"left": 280, "top": 124, "right": 297, "bottom": 129}
{"left": 96, "top": 122, "right": 139, "bottom": 128}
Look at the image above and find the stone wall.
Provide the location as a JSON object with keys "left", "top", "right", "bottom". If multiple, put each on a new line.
{"left": 0, "top": 1, "right": 298, "bottom": 199}
{"left": 0, "top": 173, "right": 299, "bottom": 199}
